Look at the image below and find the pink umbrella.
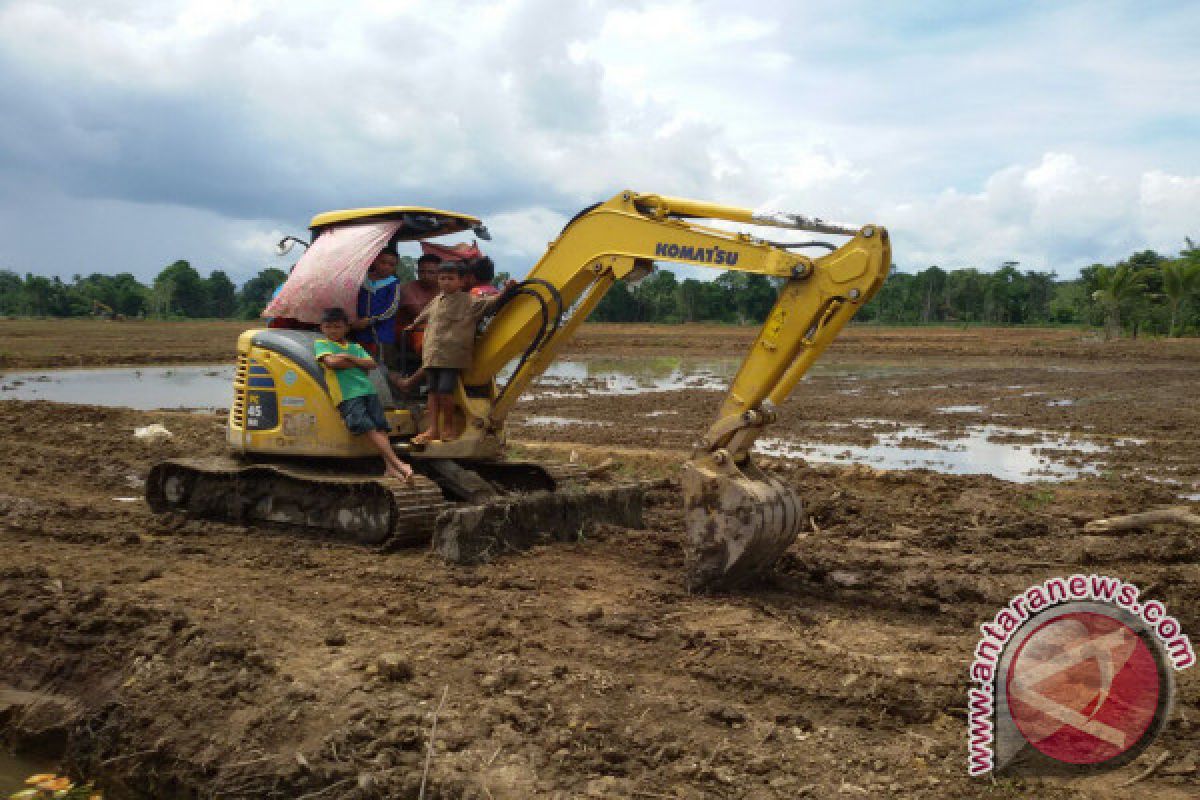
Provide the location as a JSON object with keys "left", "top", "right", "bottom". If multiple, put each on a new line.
{"left": 263, "top": 220, "right": 404, "bottom": 324}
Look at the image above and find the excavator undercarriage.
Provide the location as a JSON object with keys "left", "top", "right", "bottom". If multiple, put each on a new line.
{"left": 145, "top": 192, "right": 890, "bottom": 591}
{"left": 147, "top": 453, "right": 649, "bottom": 560}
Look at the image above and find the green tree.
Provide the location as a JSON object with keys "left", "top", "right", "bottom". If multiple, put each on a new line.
{"left": 1021, "top": 271, "right": 1055, "bottom": 323}
{"left": 0, "top": 270, "right": 23, "bottom": 314}
{"left": 1090, "top": 263, "right": 1144, "bottom": 340}
{"left": 915, "top": 266, "right": 947, "bottom": 323}
{"left": 593, "top": 279, "right": 641, "bottom": 322}
{"left": 638, "top": 270, "right": 681, "bottom": 322}
{"left": 714, "top": 272, "right": 776, "bottom": 323}
{"left": 945, "top": 268, "right": 987, "bottom": 325}
{"left": 71, "top": 272, "right": 149, "bottom": 317}
{"left": 1162, "top": 259, "right": 1200, "bottom": 337}
{"left": 108, "top": 273, "right": 149, "bottom": 316}
{"left": 396, "top": 255, "right": 416, "bottom": 283}
{"left": 1048, "top": 281, "right": 1088, "bottom": 324}
{"left": 152, "top": 260, "right": 208, "bottom": 317}
{"left": 237, "top": 268, "right": 289, "bottom": 319}
{"left": 205, "top": 270, "right": 237, "bottom": 317}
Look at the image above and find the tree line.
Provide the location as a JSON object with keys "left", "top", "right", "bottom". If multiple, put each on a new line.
{"left": 2, "top": 244, "right": 1198, "bottom": 336}
{"left": 591, "top": 242, "right": 1200, "bottom": 337}
{"left": 0, "top": 257, "right": 416, "bottom": 321}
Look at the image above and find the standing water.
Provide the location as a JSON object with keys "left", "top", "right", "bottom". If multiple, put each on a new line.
{"left": 0, "top": 366, "right": 236, "bottom": 411}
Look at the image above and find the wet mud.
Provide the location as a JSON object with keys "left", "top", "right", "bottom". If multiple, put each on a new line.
{"left": 0, "top": 324, "right": 1198, "bottom": 798}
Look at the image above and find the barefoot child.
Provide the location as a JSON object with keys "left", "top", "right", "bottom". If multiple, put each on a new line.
{"left": 406, "top": 262, "right": 516, "bottom": 443}
{"left": 315, "top": 307, "right": 414, "bottom": 481}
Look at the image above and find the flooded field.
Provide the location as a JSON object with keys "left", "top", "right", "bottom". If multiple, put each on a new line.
{"left": 2, "top": 352, "right": 1185, "bottom": 490}
{"left": 0, "top": 322, "right": 1198, "bottom": 799}
{"left": 0, "top": 365, "right": 237, "bottom": 410}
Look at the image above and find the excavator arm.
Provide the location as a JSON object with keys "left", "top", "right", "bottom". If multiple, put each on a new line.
{"left": 429, "top": 190, "right": 891, "bottom": 589}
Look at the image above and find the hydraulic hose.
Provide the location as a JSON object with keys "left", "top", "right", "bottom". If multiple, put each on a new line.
{"left": 491, "top": 278, "right": 565, "bottom": 409}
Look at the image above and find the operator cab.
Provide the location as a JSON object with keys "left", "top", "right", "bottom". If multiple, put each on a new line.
{"left": 266, "top": 206, "right": 493, "bottom": 412}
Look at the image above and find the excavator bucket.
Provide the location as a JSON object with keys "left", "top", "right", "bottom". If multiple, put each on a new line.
{"left": 680, "top": 457, "right": 804, "bottom": 591}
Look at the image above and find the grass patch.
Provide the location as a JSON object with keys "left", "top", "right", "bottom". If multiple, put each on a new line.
{"left": 1018, "top": 488, "right": 1056, "bottom": 511}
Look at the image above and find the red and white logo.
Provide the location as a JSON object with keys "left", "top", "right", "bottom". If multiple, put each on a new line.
{"left": 967, "top": 576, "right": 1192, "bottom": 777}
{"left": 1006, "top": 611, "right": 1161, "bottom": 765}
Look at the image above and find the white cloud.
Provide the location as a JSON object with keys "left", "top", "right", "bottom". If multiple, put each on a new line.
{"left": 230, "top": 228, "right": 288, "bottom": 259}
{"left": 890, "top": 154, "right": 1197, "bottom": 272}
{"left": 484, "top": 207, "right": 570, "bottom": 269}
{"left": 1139, "top": 172, "right": 1200, "bottom": 249}
{"left": 0, "top": 1, "right": 1196, "bottom": 283}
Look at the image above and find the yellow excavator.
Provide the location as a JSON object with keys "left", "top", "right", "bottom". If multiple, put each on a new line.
{"left": 146, "top": 191, "right": 890, "bottom": 590}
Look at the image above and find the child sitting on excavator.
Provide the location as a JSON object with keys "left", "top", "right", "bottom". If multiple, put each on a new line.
{"left": 315, "top": 307, "right": 414, "bottom": 482}
{"left": 404, "top": 261, "right": 516, "bottom": 444}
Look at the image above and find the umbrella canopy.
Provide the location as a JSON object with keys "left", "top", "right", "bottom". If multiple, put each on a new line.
{"left": 263, "top": 220, "right": 403, "bottom": 324}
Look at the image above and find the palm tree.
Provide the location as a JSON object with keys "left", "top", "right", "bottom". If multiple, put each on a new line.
{"left": 1091, "top": 264, "right": 1143, "bottom": 340}
{"left": 1162, "top": 260, "right": 1200, "bottom": 338}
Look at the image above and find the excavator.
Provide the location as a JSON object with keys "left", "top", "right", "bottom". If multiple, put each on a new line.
{"left": 146, "top": 191, "right": 890, "bottom": 590}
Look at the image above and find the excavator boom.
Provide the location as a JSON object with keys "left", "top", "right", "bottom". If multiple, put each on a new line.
{"left": 439, "top": 190, "right": 891, "bottom": 589}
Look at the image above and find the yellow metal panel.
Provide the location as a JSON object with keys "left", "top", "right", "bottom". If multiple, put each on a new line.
{"left": 308, "top": 207, "right": 480, "bottom": 231}
{"left": 227, "top": 332, "right": 414, "bottom": 458}
{"left": 465, "top": 193, "right": 803, "bottom": 385}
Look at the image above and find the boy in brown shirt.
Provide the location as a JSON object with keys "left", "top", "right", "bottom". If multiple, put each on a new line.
{"left": 405, "top": 262, "right": 516, "bottom": 443}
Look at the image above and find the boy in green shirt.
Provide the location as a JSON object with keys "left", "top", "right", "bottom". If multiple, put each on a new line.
{"left": 315, "top": 307, "right": 414, "bottom": 482}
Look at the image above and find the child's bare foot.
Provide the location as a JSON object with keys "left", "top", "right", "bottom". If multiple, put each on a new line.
{"left": 384, "top": 466, "right": 413, "bottom": 484}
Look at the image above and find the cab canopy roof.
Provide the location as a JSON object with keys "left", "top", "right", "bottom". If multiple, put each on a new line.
{"left": 308, "top": 206, "right": 481, "bottom": 241}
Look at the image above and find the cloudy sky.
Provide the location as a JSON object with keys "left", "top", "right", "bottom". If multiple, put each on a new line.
{"left": 0, "top": 0, "right": 1197, "bottom": 285}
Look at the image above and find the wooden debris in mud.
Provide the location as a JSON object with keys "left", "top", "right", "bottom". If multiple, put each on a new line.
{"left": 1084, "top": 506, "right": 1200, "bottom": 533}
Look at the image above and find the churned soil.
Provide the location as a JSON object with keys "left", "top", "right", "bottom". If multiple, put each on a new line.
{"left": 0, "top": 319, "right": 254, "bottom": 369}
{"left": 0, "top": 324, "right": 1198, "bottom": 798}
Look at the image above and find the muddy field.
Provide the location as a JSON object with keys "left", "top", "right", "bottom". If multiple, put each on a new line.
{"left": 1, "top": 321, "right": 1198, "bottom": 798}
{"left": 3, "top": 318, "right": 1200, "bottom": 368}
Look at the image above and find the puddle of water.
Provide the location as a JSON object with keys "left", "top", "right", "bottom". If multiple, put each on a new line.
{"left": 1182, "top": 493, "right": 1200, "bottom": 502}
{"left": 0, "top": 356, "right": 924, "bottom": 409}
{"left": 937, "top": 404, "right": 987, "bottom": 414}
{"left": 755, "top": 421, "right": 1118, "bottom": 483}
{"left": 526, "top": 357, "right": 734, "bottom": 396}
{"left": 1, "top": 366, "right": 235, "bottom": 411}
{"left": 1046, "top": 399, "right": 1075, "bottom": 407}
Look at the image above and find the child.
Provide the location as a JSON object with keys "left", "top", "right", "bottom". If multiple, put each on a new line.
{"left": 315, "top": 307, "right": 414, "bottom": 482}
{"left": 351, "top": 248, "right": 402, "bottom": 368}
{"left": 406, "top": 262, "right": 516, "bottom": 443}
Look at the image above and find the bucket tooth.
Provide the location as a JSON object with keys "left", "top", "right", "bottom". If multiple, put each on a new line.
{"left": 681, "top": 456, "right": 803, "bottom": 591}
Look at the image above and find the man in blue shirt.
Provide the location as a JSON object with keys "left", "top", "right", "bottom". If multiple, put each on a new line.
{"left": 352, "top": 248, "right": 402, "bottom": 371}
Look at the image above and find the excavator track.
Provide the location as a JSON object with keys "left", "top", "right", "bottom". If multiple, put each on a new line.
{"left": 146, "top": 456, "right": 451, "bottom": 545}
{"left": 145, "top": 456, "right": 638, "bottom": 554}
